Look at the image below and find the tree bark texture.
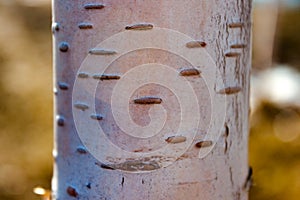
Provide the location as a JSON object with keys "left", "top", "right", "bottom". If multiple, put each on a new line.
{"left": 52, "top": 0, "right": 252, "bottom": 199}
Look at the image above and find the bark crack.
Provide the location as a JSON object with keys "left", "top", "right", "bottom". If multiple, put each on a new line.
{"left": 224, "top": 124, "right": 229, "bottom": 154}
{"left": 121, "top": 177, "right": 124, "bottom": 187}
{"left": 229, "top": 167, "right": 234, "bottom": 187}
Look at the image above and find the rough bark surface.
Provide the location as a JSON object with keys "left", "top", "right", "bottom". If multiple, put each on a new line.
{"left": 53, "top": 0, "right": 252, "bottom": 199}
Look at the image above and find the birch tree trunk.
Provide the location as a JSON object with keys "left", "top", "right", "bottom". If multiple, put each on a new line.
{"left": 52, "top": 0, "right": 252, "bottom": 199}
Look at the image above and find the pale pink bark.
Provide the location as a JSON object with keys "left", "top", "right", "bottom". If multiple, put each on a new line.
{"left": 53, "top": 1, "right": 252, "bottom": 199}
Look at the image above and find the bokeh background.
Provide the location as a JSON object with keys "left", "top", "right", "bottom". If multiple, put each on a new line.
{"left": 0, "top": 0, "right": 299, "bottom": 199}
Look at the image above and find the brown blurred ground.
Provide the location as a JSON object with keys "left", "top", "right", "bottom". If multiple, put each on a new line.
{"left": 0, "top": 2, "right": 52, "bottom": 200}
{"left": 0, "top": 1, "right": 299, "bottom": 200}
{"left": 250, "top": 3, "right": 300, "bottom": 200}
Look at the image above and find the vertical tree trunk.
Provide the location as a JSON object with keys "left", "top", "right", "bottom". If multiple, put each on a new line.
{"left": 52, "top": 0, "right": 252, "bottom": 199}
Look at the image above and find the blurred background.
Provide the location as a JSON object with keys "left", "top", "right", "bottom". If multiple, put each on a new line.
{"left": 0, "top": 0, "right": 299, "bottom": 199}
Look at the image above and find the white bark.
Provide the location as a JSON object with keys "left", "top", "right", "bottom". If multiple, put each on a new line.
{"left": 52, "top": 0, "right": 252, "bottom": 199}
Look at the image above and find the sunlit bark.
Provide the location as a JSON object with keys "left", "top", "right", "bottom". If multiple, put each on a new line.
{"left": 53, "top": 1, "right": 252, "bottom": 199}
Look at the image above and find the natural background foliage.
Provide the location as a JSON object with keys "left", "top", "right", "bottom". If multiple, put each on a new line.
{"left": 0, "top": 0, "right": 299, "bottom": 200}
